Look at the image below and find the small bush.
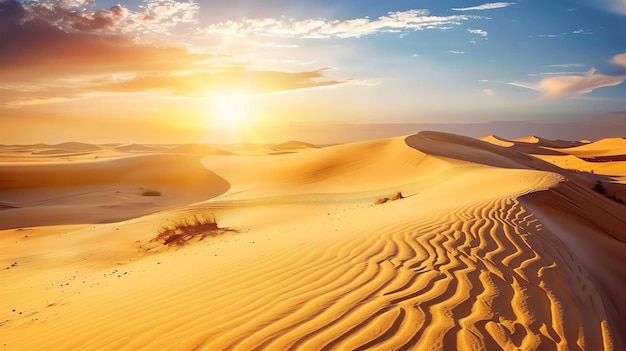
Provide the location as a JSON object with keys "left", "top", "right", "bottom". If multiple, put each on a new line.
{"left": 142, "top": 189, "right": 162, "bottom": 196}
{"left": 153, "top": 214, "right": 231, "bottom": 247}
{"left": 592, "top": 181, "right": 625, "bottom": 205}
{"left": 592, "top": 181, "right": 607, "bottom": 195}
{"left": 375, "top": 192, "right": 404, "bottom": 205}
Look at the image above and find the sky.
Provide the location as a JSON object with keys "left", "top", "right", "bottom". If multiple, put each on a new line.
{"left": 1, "top": 0, "right": 626, "bottom": 143}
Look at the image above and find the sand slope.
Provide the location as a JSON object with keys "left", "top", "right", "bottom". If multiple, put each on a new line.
{"left": 1, "top": 132, "right": 625, "bottom": 350}
{"left": 0, "top": 154, "right": 230, "bottom": 229}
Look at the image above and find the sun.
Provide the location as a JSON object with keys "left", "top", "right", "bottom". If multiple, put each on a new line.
{"left": 211, "top": 92, "right": 249, "bottom": 130}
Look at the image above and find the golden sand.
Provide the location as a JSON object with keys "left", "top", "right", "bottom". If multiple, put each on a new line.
{"left": 1, "top": 132, "right": 625, "bottom": 350}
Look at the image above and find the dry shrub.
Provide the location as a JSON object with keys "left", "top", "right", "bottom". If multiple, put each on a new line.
{"left": 142, "top": 189, "right": 162, "bottom": 196}
{"left": 375, "top": 192, "right": 404, "bottom": 205}
{"left": 153, "top": 214, "right": 231, "bottom": 247}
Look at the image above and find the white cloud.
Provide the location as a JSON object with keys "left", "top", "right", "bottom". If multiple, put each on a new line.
{"left": 508, "top": 68, "right": 626, "bottom": 99}
{"left": 452, "top": 2, "right": 515, "bottom": 11}
{"left": 57, "top": 0, "right": 94, "bottom": 8}
{"left": 448, "top": 50, "right": 465, "bottom": 54}
{"left": 141, "top": 0, "right": 199, "bottom": 28}
{"left": 20, "top": 0, "right": 199, "bottom": 35}
{"left": 203, "top": 10, "right": 474, "bottom": 39}
{"left": 573, "top": 29, "right": 592, "bottom": 34}
{"left": 468, "top": 28, "right": 488, "bottom": 37}
{"left": 482, "top": 89, "right": 495, "bottom": 96}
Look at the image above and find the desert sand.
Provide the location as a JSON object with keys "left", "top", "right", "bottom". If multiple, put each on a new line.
{"left": 1, "top": 132, "right": 625, "bottom": 350}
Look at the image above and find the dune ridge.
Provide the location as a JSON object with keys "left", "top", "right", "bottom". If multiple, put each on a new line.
{"left": 1, "top": 131, "right": 625, "bottom": 350}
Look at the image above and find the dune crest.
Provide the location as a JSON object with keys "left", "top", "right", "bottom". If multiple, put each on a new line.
{"left": 479, "top": 135, "right": 514, "bottom": 147}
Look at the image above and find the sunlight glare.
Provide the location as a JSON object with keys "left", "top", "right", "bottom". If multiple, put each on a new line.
{"left": 211, "top": 92, "right": 249, "bottom": 130}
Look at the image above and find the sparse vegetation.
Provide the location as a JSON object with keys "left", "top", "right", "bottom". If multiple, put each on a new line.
{"left": 592, "top": 181, "right": 625, "bottom": 205}
{"left": 375, "top": 191, "right": 404, "bottom": 205}
{"left": 153, "top": 214, "right": 232, "bottom": 247}
{"left": 592, "top": 181, "right": 607, "bottom": 195}
{"left": 142, "top": 189, "right": 162, "bottom": 196}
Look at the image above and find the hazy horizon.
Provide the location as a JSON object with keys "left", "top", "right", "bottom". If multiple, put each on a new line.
{"left": 4, "top": 116, "right": 626, "bottom": 145}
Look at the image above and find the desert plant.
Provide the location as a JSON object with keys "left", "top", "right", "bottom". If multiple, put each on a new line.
{"left": 592, "top": 181, "right": 626, "bottom": 205}
{"left": 153, "top": 214, "right": 231, "bottom": 247}
{"left": 592, "top": 181, "right": 607, "bottom": 195}
{"left": 375, "top": 191, "right": 404, "bottom": 205}
{"left": 142, "top": 189, "right": 162, "bottom": 196}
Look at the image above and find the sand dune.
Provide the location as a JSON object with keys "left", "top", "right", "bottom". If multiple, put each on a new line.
{"left": 114, "top": 144, "right": 172, "bottom": 153}
{"left": 272, "top": 140, "right": 322, "bottom": 151}
{"left": 1, "top": 132, "right": 625, "bottom": 350}
{"left": 479, "top": 135, "right": 514, "bottom": 147}
{"left": 511, "top": 136, "right": 586, "bottom": 149}
{"left": 0, "top": 154, "right": 230, "bottom": 229}
{"left": 47, "top": 142, "right": 102, "bottom": 152}
{"left": 482, "top": 135, "right": 626, "bottom": 178}
{"left": 168, "top": 144, "right": 234, "bottom": 155}
{"left": 553, "top": 137, "right": 626, "bottom": 157}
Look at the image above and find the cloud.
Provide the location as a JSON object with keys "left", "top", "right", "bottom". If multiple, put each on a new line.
{"left": 544, "top": 63, "right": 586, "bottom": 68}
{"left": 11, "top": 0, "right": 199, "bottom": 36}
{"left": 573, "top": 29, "right": 592, "bottom": 34}
{"left": 482, "top": 89, "right": 495, "bottom": 96}
{"left": 0, "top": 0, "right": 344, "bottom": 107}
{"left": 603, "top": 0, "right": 626, "bottom": 15}
{"left": 98, "top": 68, "right": 343, "bottom": 95}
{"left": 613, "top": 53, "right": 626, "bottom": 68}
{"left": 452, "top": 2, "right": 515, "bottom": 11}
{"left": 203, "top": 9, "right": 474, "bottom": 39}
{"left": 448, "top": 50, "right": 465, "bottom": 54}
{"left": 540, "top": 71, "right": 587, "bottom": 76}
{"left": 468, "top": 28, "right": 488, "bottom": 37}
{"left": 508, "top": 68, "right": 626, "bottom": 99}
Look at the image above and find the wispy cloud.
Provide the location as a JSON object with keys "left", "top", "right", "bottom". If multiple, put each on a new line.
{"left": 534, "top": 34, "right": 562, "bottom": 38}
{"left": 544, "top": 63, "right": 586, "bottom": 68}
{"left": 467, "top": 28, "right": 488, "bottom": 37}
{"left": 203, "top": 10, "right": 474, "bottom": 39}
{"left": 452, "top": 2, "right": 515, "bottom": 11}
{"left": 572, "top": 29, "right": 592, "bottom": 34}
{"left": 509, "top": 68, "right": 625, "bottom": 99}
{"left": 448, "top": 50, "right": 466, "bottom": 54}
{"left": 511, "top": 53, "right": 626, "bottom": 99}
{"left": 539, "top": 71, "right": 587, "bottom": 76}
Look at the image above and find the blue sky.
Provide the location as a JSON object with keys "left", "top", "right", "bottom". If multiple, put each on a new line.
{"left": 1, "top": 0, "right": 625, "bottom": 142}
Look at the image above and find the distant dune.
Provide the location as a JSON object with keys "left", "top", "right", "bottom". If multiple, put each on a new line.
{"left": 114, "top": 143, "right": 172, "bottom": 153}
{"left": 169, "top": 143, "right": 234, "bottom": 155}
{"left": 272, "top": 140, "right": 321, "bottom": 151}
{"left": 1, "top": 131, "right": 625, "bottom": 351}
{"left": 47, "top": 142, "right": 102, "bottom": 152}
